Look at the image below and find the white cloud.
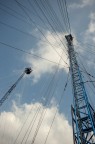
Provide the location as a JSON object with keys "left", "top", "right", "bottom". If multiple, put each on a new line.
{"left": 70, "top": 0, "right": 94, "bottom": 9}
{"left": 85, "top": 12, "right": 95, "bottom": 43}
{"left": 0, "top": 102, "right": 73, "bottom": 144}
{"left": 25, "top": 31, "right": 69, "bottom": 82}
{"left": 87, "top": 13, "right": 95, "bottom": 34}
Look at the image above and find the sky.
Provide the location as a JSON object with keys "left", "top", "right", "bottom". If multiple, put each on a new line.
{"left": 0, "top": 0, "right": 95, "bottom": 144}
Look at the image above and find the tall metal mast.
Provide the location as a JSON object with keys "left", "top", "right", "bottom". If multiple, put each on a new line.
{"left": 0, "top": 67, "right": 32, "bottom": 107}
{"left": 65, "top": 34, "right": 95, "bottom": 144}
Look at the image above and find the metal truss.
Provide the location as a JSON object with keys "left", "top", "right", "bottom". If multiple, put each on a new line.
{"left": 65, "top": 34, "right": 95, "bottom": 144}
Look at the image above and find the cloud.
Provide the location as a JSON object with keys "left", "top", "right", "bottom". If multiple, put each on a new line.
{"left": 85, "top": 12, "right": 95, "bottom": 43}
{"left": 69, "top": 0, "right": 94, "bottom": 9}
{"left": 72, "top": 12, "right": 95, "bottom": 71}
{"left": 87, "top": 13, "right": 95, "bottom": 33}
{"left": 0, "top": 102, "right": 73, "bottom": 144}
{"left": 25, "top": 31, "right": 69, "bottom": 82}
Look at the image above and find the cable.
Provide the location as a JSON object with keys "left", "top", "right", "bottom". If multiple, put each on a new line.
{"left": 13, "top": 73, "right": 52, "bottom": 144}
{"left": 77, "top": 39, "right": 95, "bottom": 48}
{"left": 0, "top": 7, "right": 30, "bottom": 25}
{"left": 30, "top": 50, "right": 67, "bottom": 144}
{"left": 13, "top": 106, "right": 35, "bottom": 144}
{"left": 1, "top": 0, "right": 68, "bottom": 56}
{"left": 23, "top": 71, "right": 58, "bottom": 144}
{"left": 0, "top": 41, "right": 69, "bottom": 68}
{"left": 44, "top": 71, "right": 70, "bottom": 144}
{"left": 44, "top": 0, "right": 68, "bottom": 33}
{"left": 57, "top": 0, "right": 70, "bottom": 33}
{"left": 0, "top": 1, "right": 53, "bottom": 32}
{"left": 27, "top": 0, "right": 52, "bottom": 32}
{"left": 64, "top": 0, "right": 71, "bottom": 34}
{"left": 75, "top": 41, "right": 95, "bottom": 56}
{"left": 0, "top": 20, "right": 45, "bottom": 41}
{"left": 76, "top": 53, "right": 95, "bottom": 109}
{"left": 21, "top": 82, "right": 53, "bottom": 144}
{"left": 81, "top": 80, "right": 95, "bottom": 83}
{"left": 77, "top": 53, "right": 95, "bottom": 89}
{"left": 25, "top": 51, "right": 64, "bottom": 144}
{"left": 28, "top": 0, "right": 68, "bottom": 52}
{"left": 28, "top": 0, "right": 68, "bottom": 53}
{"left": 23, "top": 106, "right": 42, "bottom": 144}
{"left": 14, "top": 0, "right": 69, "bottom": 66}
{"left": 20, "top": 62, "right": 61, "bottom": 144}
{"left": 14, "top": 53, "right": 62, "bottom": 144}
{"left": 44, "top": 0, "right": 69, "bottom": 50}
{"left": 41, "top": 0, "right": 68, "bottom": 52}
{"left": 0, "top": 20, "right": 63, "bottom": 48}
{"left": 0, "top": 1, "right": 27, "bottom": 19}
{"left": 80, "top": 70, "right": 95, "bottom": 79}
{"left": 33, "top": 0, "right": 68, "bottom": 55}
{"left": 57, "top": 0, "right": 69, "bottom": 33}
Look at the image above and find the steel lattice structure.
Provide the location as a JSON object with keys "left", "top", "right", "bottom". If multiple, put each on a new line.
{"left": 65, "top": 34, "right": 95, "bottom": 144}
{"left": 0, "top": 68, "right": 32, "bottom": 107}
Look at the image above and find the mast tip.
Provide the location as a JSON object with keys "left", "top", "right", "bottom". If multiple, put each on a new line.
{"left": 25, "top": 67, "right": 32, "bottom": 74}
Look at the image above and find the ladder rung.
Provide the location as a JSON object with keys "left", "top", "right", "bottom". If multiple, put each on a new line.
{"left": 82, "top": 127, "right": 93, "bottom": 133}
{"left": 78, "top": 105, "right": 87, "bottom": 110}
{"left": 78, "top": 116, "right": 88, "bottom": 121}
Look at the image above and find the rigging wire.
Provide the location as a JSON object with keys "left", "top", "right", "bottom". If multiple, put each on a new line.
{"left": 76, "top": 53, "right": 95, "bottom": 108}
{"left": 13, "top": 73, "right": 52, "bottom": 144}
{"left": 64, "top": 0, "right": 71, "bottom": 34}
{"left": 43, "top": 70, "right": 70, "bottom": 144}
{"left": 0, "top": 20, "right": 44, "bottom": 41}
{"left": 77, "top": 53, "right": 95, "bottom": 89}
{"left": 14, "top": 0, "right": 69, "bottom": 66}
{"left": 0, "top": 41, "right": 68, "bottom": 68}
{"left": 13, "top": 49, "right": 63, "bottom": 142}
{"left": 0, "top": 0, "right": 72, "bottom": 142}
{"left": 0, "top": 0, "right": 70, "bottom": 58}
{"left": 27, "top": 0, "right": 68, "bottom": 54}
{"left": 25, "top": 51, "right": 64, "bottom": 144}
{"left": 32, "top": 0, "right": 68, "bottom": 55}
{"left": 43, "top": 0, "right": 68, "bottom": 33}
{"left": 0, "top": 20, "right": 65, "bottom": 48}
{"left": 0, "top": 7, "right": 30, "bottom": 25}
{"left": 30, "top": 74, "right": 59, "bottom": 144}
{"left": 24, "top": 70, "right": 60, "bottom": 144}
{"left": 15, "top": 0, "right": 68, "bottom": 55}
{"left": 0, "top": 1, "right": 63, "bottom": 49}
{"left": 73, "top": 43, "right": 95, "bottom": 78}
{"left": 0, "top": 1, "right": 27, "bottom": 19}
{"left": 30, "top": 50, "right": 65, "bottom": 144}
{"left": 57, "top": 0, "right": 69, "bottom": 33}
{"left": 0, "top": 76, "right": 25, "bottom": 141}
{"left": 27, "top": 0, "right": 54, "bottom": 33}
{"left": 75, "top": 41, "right": 95, "bottom": 56}
{"left": 0, "top": 0, "right": 61, "bottom": 38}
{"left": 77, "top": 39, "right": 95, "bottom": 48}
{"left": 13, "top": 105, "right": 34, "bottom": 144}
{"left": 19, "top": 61, "right": 61, "bottom": 144}
{"left": 57, "top": 0, "right": 71, "bottom": 34}
{"left": 72, "top": 42, "right": 95, "bottom": 104}
{"left": 61, "top": 0, "right": 70, "bottom": 29}
{"left": 81, "top": 80, "right": 95, "bottom": 84}
{"left": 75, "top": 52, "right": 95, "bottom": 79}
{"left": 43, "top": 0, "right": 69, "bottom": 51}
{"left": 44, "top": 0, "right": 69, "bottom": 49}
{"left": 23, "top": 106, "right": 42, "bottom": 144}
{"left": 76, "top": 51, "right": 95, "bottom": 83}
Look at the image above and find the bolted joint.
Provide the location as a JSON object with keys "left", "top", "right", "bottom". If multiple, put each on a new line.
{"left": 25, "top": 67, "right": 32, "bottom": 74}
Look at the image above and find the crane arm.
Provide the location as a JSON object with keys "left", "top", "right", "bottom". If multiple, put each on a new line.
{"left": 0, "top": 68, "right": 32, "bottom": 107}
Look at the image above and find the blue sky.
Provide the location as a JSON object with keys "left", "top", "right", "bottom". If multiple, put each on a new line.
{"left": 0, "top": 0, "right": 95, "bottom": 144}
